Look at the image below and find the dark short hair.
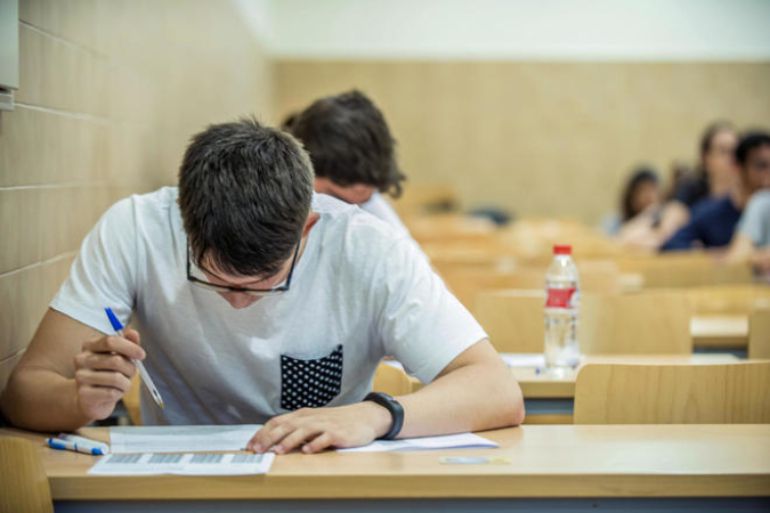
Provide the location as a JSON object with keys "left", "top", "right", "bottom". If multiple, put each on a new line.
{"left": 281, "top": 112, "right": 298, "bottom": 132}
{"left": 287, "top": 90, "right": 406, "bottom": 198}
{"left": 178, "top": 117, "right": 314, "bottom": 277}
{"left": 735, "top": 131, "right": 770, "bottom": 167}
{"left": 621, "top": 166, "right": 659, "bottom": 221}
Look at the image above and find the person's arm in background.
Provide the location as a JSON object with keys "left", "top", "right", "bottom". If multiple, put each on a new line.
{"left": 654, "top": 201, "right": 691, "bottom": 246}
{"left": 724, "top": 233, "right": 755, "bottom": 264}
{"left": 750, "top": 249, "right": 770, "bottom": 275}
{"left": 660, "top": 215, "right": 701, "bottom": 252}
{"left": 0, "top": 309, "right": 144, "bottom": 431}
{"left": 724, "top": 191, "right": 770, "bottom": 270}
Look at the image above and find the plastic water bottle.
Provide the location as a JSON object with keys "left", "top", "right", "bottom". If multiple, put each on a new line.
{"left": 544, "top": 244, "right": 580, "bottom": 370}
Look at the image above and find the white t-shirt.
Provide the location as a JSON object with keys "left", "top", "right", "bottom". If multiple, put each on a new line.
{"left": 737, "top": 190, "right": 770, "bottom": 248}
{"left": 51, "top": 187, "right": 485, "bottom": 425}
{"left": 360, "top": 192, "right": 410, "bottom": 237}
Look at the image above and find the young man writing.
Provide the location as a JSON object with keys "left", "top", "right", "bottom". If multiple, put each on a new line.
{"left": 0, "top": 119, "right": 524, "bottom": 453}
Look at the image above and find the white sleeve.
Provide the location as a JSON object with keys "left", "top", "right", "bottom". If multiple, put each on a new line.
{"left": 738, "top": 192, "right": 770, "bottom": 247}
{"left": 374, "top": 237, "right": 488, "bottom": 383}
{"left": 50, "top": 197, "right": 138, "bottom": 333}
{"left": 361, "top": 193, "right": 411, "bottom": 237}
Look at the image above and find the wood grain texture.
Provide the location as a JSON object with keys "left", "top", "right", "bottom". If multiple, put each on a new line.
{"left": 373, "top": 363, "right": 414, "bottom": 396}
{"left": 0, "top": 0, "right": 272, "bottom": 382}
{"left": 574, "top": 361, "right": 770, "bottom": 424}
{"left": 0, "top": 436, "right": 53, "bottom": 513}
{"left": 2, "top": 425, "right": 769, "bottom": 499}
{"left": 580, "top": 291, "right": 692, "bottom": 354}
{"left": 617, "top": 253, "right": 754, "bottom": 288}
{"left": 276, "top": 60, "right": 770, "bottom": 225}
{"left": 475, "top": 290, "right": 545, "bottom": 353}
{"left": 512, "top": 353, "right": 738, "bottom": 399}
{"left": 684, "top": 285, "right": 770, "bottom": 315}
{"left": 749, "top": 308, "right": 770, "bottom": 360}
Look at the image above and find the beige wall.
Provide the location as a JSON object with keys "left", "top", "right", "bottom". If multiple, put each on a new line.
{"left": 0, "top": 0, "right": 273, "bottom": 389}
{"left": 276, "top": 60, "right": 770, "bottom": 223}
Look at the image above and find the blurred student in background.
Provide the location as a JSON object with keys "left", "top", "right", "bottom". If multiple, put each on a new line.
{"left": 725, "top": 164, "right": 770, "bottom": 277}
{"left": 284, "top": 90, "right": 411, "bottom": 237}
{"left": 604, "top": 167, "right": 663, "bottom": 250}
{"left": 661, "top": 122, "right": 739, "bottom": 232}
{"left": 662, "top": 131, "right": 770, "bottom": 252}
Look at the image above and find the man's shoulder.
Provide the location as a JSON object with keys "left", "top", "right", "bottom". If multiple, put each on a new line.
{"left": 748, "top": 190, "right": 770, "bottom": 211}
{"left": 130, "top": 186, "right": 178, "bottom": 212}
{"left": 314, "top": 193, "right": 399, "bottom": 237}
{"left": 312, "top": 193, "right": 412, "bottom": 268}
{"left": 96, "top": 187, "right": 179, "bottom": 243}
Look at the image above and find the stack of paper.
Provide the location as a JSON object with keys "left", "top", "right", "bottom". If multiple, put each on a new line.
{"left": 110, "top": 425, "right": 261, "bottom": 453}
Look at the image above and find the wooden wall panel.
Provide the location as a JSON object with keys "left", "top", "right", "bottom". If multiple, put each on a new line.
{"left": 276, "top": 60, "right": 770, "bottom": 224}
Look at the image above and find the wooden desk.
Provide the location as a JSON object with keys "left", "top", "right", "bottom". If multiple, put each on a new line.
{"left": 692, "top": 315, "right": 749, "bottom": 349}
{"left": 512, "top": 353, "right": 740, "bottom": 399}
{"left": 1, "top": 425, "right": 768, "bottom": 512}
{"left": 510, "top": 354, "right": 739, "bottom": 423}
{"left": 406, "top": 354, "right": 740, "bottom": 423}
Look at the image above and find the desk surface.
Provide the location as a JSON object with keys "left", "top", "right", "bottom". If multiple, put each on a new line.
{"left": 511, "top": 353, "right": 739, "bottom": 399}
{"left": 1, "top": 424, "right": 768, "bottom": 500}
{"left": 691, "top": 315, "right": 749, "bottom": 348}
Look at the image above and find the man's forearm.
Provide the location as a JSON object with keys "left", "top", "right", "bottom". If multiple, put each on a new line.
{"left": 395, "top": 362, "right": 524, "bottom": 439}
{"left": 0, "top": 367, "right": 92, "bottom": 431}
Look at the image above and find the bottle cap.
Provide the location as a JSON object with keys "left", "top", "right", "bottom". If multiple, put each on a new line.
{"left": 553, "top": 244, "right": 572, "bottom": 255}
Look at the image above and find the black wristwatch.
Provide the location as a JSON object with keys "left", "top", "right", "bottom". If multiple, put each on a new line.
{"left": 364, "top": 392, "right": 404, "bottom": 440}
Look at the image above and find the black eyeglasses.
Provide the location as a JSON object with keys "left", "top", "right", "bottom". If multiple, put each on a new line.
{"left": 186, "top": 241, "right": 301, "bottom": 297}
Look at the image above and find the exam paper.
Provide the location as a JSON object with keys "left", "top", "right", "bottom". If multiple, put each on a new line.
{"left": 337, "top": 432, "right": 498, "bottom": 453}
{"left": 89, "top": 452, "right": 274, "bottom": 476}
{"left": 110, "top": 425, "right": 261, "bottom": 454}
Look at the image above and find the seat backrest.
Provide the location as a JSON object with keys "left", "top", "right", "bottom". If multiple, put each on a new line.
{"left": 474, "top": 290, "right": 545, "bottom": 353}
{"left": 617, "top": 254, "right": 753, "bottom": 288}
{"left": 373, "top": 363, "right": 414, "bottom": 396}
{"left": 486, "top": 261, "right": 622, "bottom": 294}
{"left": 749, "top": 308, "right": 770, "bottom": 360}
{"left": 684, "top": 285, "right": 770, "bottom": 316}
{"left": 574, "top": 361, "right": 770, "bottom": 424}
{"left": 0, "top": 437, "right": 54, "bottom": 513}
{"left": 579, "top": 291, "right": 692, "bottom": 354}
{"left": 438, "top": 267, "right": 520, "bottom": 309}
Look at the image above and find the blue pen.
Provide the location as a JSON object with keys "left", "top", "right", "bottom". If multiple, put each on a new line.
{"left": 105, "top": 308, "right": 165, "bottom": 409}
{"left": 46, "top": 436, "right": 107, "bottom": 456}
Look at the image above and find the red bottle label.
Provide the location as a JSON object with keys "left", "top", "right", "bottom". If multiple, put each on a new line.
{"left": 546, "top": 287, "right": 577, "bottom": 308}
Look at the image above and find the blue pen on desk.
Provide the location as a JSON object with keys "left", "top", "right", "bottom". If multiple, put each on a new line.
{"left": 46, "top": 436, "right": 108, "bottom": 456}
{"left": 105, "top": 307, "right": 165, "bottom": 409}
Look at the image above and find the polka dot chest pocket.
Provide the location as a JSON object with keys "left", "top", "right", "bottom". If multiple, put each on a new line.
{"left": 280, "top": 345, "right": 343, "bottom": 410}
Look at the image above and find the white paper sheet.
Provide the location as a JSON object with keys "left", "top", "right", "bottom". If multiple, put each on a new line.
{"left": 499, "top": 353, "right": 546, "bottom": 368}
{"left": 110, "top": 425, "right": 261, "bottom": 454}
{"left": 337, "top": 432, "right": 498, "bottom": 453}
{"left": 89, "top": 451, "right": 275, "bottom": 476}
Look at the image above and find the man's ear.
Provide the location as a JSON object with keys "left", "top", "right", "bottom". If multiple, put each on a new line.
{"left": 302, "top": 212, "right": 321, "bottom": 237}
